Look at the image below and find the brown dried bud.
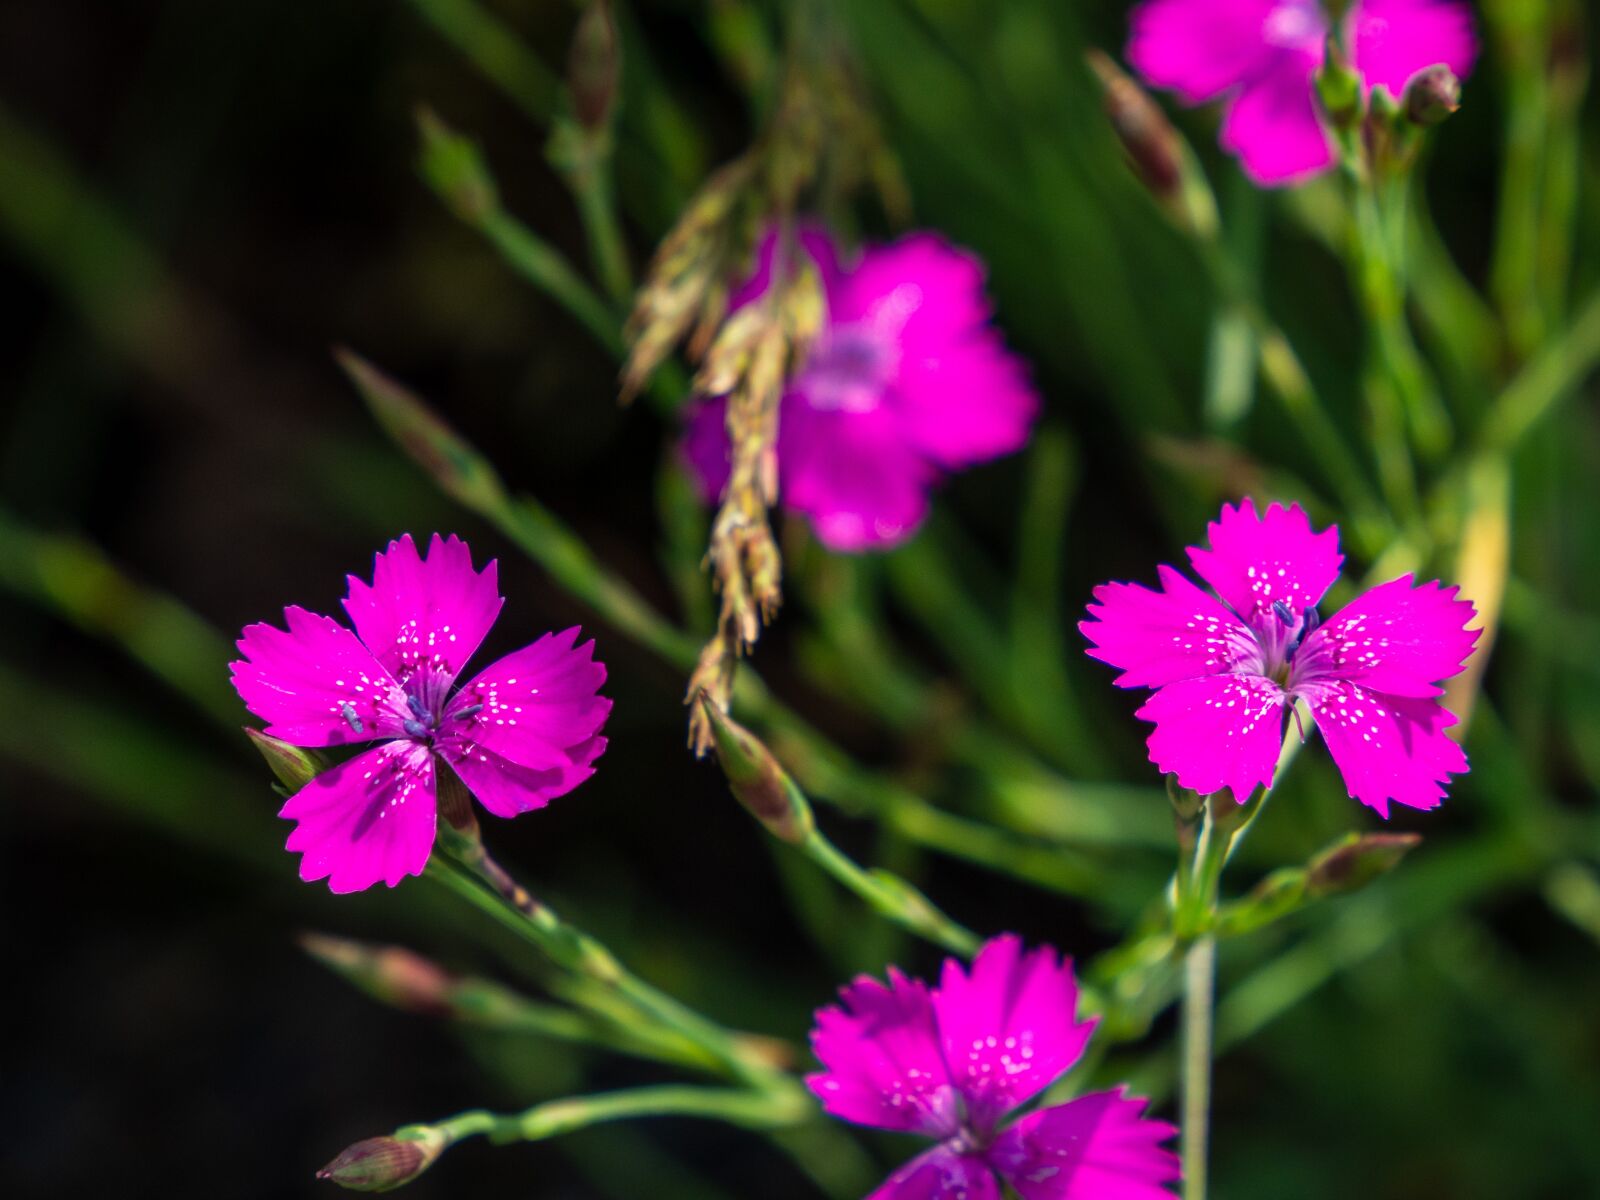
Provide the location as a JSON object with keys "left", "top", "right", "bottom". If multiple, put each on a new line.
{"left": 697, "top": 695, "right": 813, "bottom": 843}
{"left": 317, "top": 1128, "right": 446, "bottom": 1192}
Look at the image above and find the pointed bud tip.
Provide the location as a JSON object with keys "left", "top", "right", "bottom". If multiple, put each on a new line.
{"left": 317, "top": 1131, "right": 444, "bottom": 1192}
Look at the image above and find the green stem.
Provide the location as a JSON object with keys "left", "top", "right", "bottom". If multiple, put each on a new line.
{"left": 1180, "top": 936, "right": 1217, "bottom": 1200}
{"left": 1486, "top": 0, "right": 1553, "bottom": 361}
{"left": 800, "top": 826, "right": 980, "bottom": 956}
{"left": 1351, "top": 184, "right": 1428, "bottom": 520}
{"left": 1196, "top": 239, "right": 1387, "bottom": 546}
{"left": 425, "top": 845, "right": 782, "bottom": 1089}
{"left": 566, "top": 141, "right": 634, "bottom": 305}
{"left": 422, "top": 1082, "right": 811, "bottom": 1150}
{"left": 479, "top": 206, "right": 625, "bottom": 352}
{"left": 1480, "top": 285, "right": 1600, "bottom": 451}
{"left": 405, "top": 0, "right": 560, "bottom": 123}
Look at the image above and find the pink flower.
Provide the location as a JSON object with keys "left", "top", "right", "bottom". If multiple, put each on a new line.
{"left": 1127, "top": 0, "right": 1478, "bottom": 185}
{"left": 1081, "top": 499, "right": 1479, "bottom": 816}
{"left": 808, "top": 935, "right": 1179, "bottom": 1200}
{"left": 230, "top": 534, "right": 610, "bottom": 892}
{"left": 682, "top": 228, "right": 1039, "bottom": 551}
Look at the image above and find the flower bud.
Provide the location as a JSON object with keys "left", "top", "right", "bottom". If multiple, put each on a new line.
{"left": 696, "top": 695, "right": 813, "bottom": 843}
{"left": 1085, "top": 49, "right": 1182, "bottom": 200}
{"left": 415, "top": 107, "right": 498, "bottom": 224}
{"left": 317, "top": 1127, "right": 446, "bottom": 1192}
{"left": 1402, "top": 64, "right": 1461, "bottom": 127}
{"left": 245, "top": 729, "right": 327, "bottom": 792}
{"left": 300, "top": 933, "right": 457, "bottom": 1017}
{"left": 567, "top": 1, "right": 620, "bottom": 133}
{"left": 1307, "top": 832, "right": 1421, "bottom": 897}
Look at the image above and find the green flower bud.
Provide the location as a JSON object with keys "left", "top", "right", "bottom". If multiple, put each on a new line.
{"left": 697, "top": 695, "right": 813, "bottom": 844}
{"left": 245, "top": 729, "right": 327, "bottom": 793}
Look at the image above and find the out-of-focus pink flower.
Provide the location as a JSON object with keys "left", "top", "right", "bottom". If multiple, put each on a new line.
{"left": 231, "top": 534, "right": 610, "bottom": 892}
{"left": 1127, "top": 0, "right": 1478, "bottom": 185}
{"left": 1082, "top": 499, "right": 1479, "bottom": 815}
{"left": 682, "top": 228, "right": 1039, "bottom": 552}
{"left": 808, "top": 935, "right": 1179, "bottom": 1199}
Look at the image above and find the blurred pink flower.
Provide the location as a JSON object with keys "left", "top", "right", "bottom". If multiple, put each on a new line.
{"left": 1127, "top": 0, "right": 1478, "bottom": 184}
{"left": 231, "top": 534, "right": 610, "bottom": 892}
{"left": 1082, "top": 499, "right": 1478, "bottom": 815}
{"left": 808, "top": 935, "right": 1179, "bottom": 1200}
{"left": 682, "top": 228, "right": 1039, "bottom": 551}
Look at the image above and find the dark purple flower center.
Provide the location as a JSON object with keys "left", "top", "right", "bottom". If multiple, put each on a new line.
{"left": 394, "top": 666, "right": 457, "bottom": 745}
{"left": 797, "top": 323, "right": 897, "bottom": 413}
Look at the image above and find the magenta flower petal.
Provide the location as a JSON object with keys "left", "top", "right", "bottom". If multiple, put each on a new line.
{"left": 1302, "top": 680, "right": 1468, "bottom": 817}
{"left": 279, "top": 740, "right": 437, "bottom": 893}
{"left": 1186, "top": 498, "right": 1342, "bottom": 639}
{"left": 342, "top": 533, "right": 503, "bottom": 686}
{"left": 931, "top": 935, "right": 1095, "bottom": 1131}
{"left": 438, "top": 738, "right": 603, "bottom": 818}
{"left": 1137, "top": 674, "right": 1287, "bottom": 804}
{"left": 830, "top": 234, "right": 990, "bottom": 352}
{"left": 1296, "top": 575, "right": 1480, "bottom": 699}
{"left": 1127, "top": 0, "right": 1286, "bottom": 104}
{"left": 808, "top": 940, "right": 1176, "bottom": 1200}
{"left": 1218, "top": 51, "right": 1337, "bottom": 185}
{"left": 865, "top": 1147, "right": 1003, "bottom": 1200}
{"left": 806, "top": 970, "right": 961, "bottom": 1137}
{"left": 231, "top": 606, "right": 407, "bottom": 747}
{"left": 1082, "top": 565, "right": 1264, "bottom": 689}
{"left": 1350, "top": 0, "right": 1478, "bottom": 99}
{"left": 894, "top": 333, "right": 1040, "bottom": 470}
{"left": 443, "top": 627, "right": 611, "bottom": 771}
{"left": 987, "top": 1089, "right": 1182, "bottom": 1200}
{"left": 780, "top": 400, "right": 933, "bottom": 551}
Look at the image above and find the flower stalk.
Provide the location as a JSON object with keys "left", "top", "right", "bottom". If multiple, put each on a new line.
{"left": 320, "top": 1085, "right": 814, "bottom": 1191}
{"left": 428, "top": 816, "right": 790, "bottom": 1089}
{"left": 700, "top": 697, "right": 980, "bottom": 956}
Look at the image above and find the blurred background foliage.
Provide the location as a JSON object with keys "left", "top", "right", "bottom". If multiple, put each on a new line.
{"left": 2, "top": 1, "right": 1598, "bottom": 1197}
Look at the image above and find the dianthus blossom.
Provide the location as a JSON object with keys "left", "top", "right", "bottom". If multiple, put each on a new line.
{"left": 808, "top": 935, "right": 1179, "bottom": 1199}
{"left": 682, "top": 227, "right": 1039, "bottom": 551}
{"left": 231, "top": 534, "right": 610, "bottom": 892}
{"left": 1082, "top": 499, "right": 1478, "bottom": 815}
{"left": 1128, "top": 0, "right": 1478, "bottom": 184}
